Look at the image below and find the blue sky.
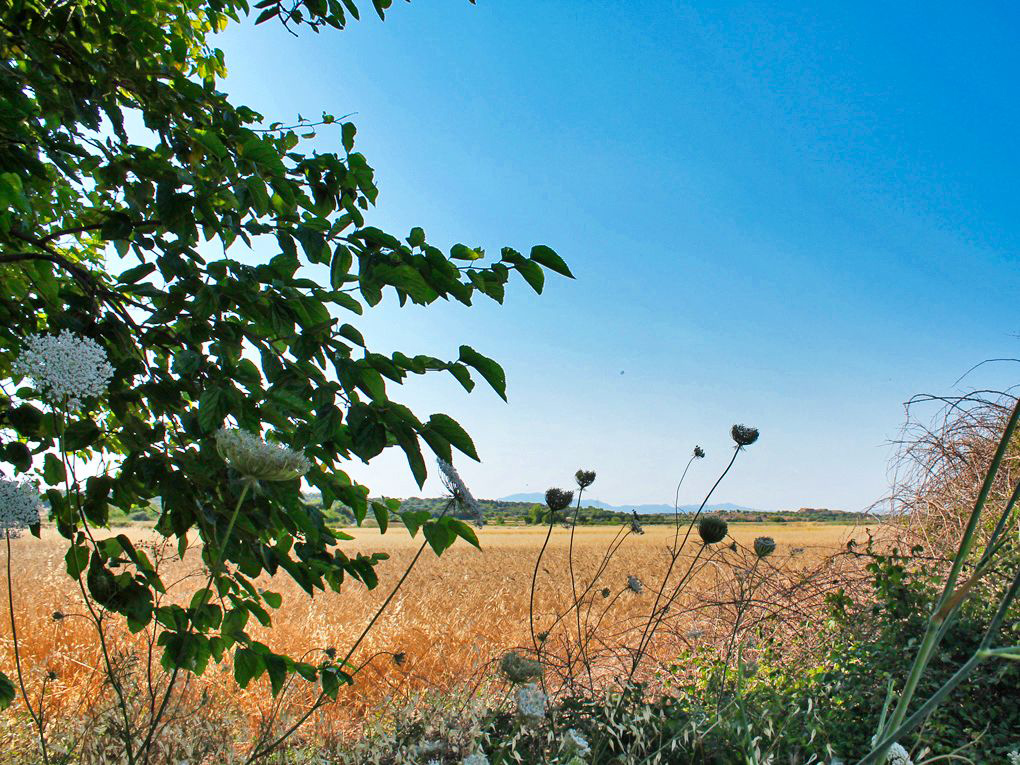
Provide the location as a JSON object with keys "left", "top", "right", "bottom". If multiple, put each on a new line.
{"left": 213, "top": 1, "right": 1018, "bottom": 511}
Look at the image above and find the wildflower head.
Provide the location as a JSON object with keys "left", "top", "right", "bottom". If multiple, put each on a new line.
{"left": 324, "top": 646, "right": 337, "bottom": 659}
{"left": 537, "top": 630, "right": 549, "bottom": 643}
{"left": 753, "top": 536, "right": 776, "bottom": 558}
{"left": 627, "top": 575, "right": 643, "bottom": 594}
{"left": 693, "top": 445, "right": 706, "bottom": 459}
{"left": 0, "top": 477, "right": 42, "bottom": 533}
{"left": 600, "top": 587, "right": 611, "bottom": 598}
{"left": 730, "top": 424, "right": 760, "bottom": 447}
{"left": 560, "top": 728, "right": 591, "bottom": 758}
{"left": 438, "top": 459, "right": 483, "bottom": 524}
{"left": 52, "top": 611, "right": 65, "bottom": 621}
{"left": 215, "top": 428, "right": 310, "bottom": 482}
{"left": 463, "top": 753, "right": 489, "bottom": 765}
{"left": 545, "top": 487, "right": 573, "bottom": 513}
{"left": 515, "top": 683, "right": 547, "bottom": 721}
{"left": 885, "top": 742, "right": 913, "bottom": 765}
{"left": 13, "top": 331, "right": 114, "bottom": 412}
{"left": 392, "top": 651, "right": 406, "bottom": 666}
{"left": 629, "top": 510, "right": 644, "bottom": 535}
{"left": 574, "top": 469, "right": 596, "bottom": 489}
{"left": 500, "top": 651, "right": 543, "bottom": 684}
{"left": 698, "top": 516, "right": 728, "bottom": 544}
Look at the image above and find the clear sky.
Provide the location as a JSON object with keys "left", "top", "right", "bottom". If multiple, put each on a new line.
{"left": 212, "top": 1, "right": 1018, "bottom": 511}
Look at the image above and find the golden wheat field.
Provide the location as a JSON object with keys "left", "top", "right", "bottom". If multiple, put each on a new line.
{"left": 0, "top": 521, "right": 873, "bottom": 750}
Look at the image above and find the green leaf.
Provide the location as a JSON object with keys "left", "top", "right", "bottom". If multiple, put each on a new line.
{"left": 43, "top": 453, "right": 66, "bottom": 485}
{"left": 426, "top": 414, "right": 479, "bottom": 461}
{"left": 0, "top": 671, "right": 13, "bottom": 710}
{"left": 459, "top": 346, "right": 507, "bottom": 401}
{"left": 371, "top": 501, "right": 389, "bottom": 533}
{"left": 448, "top": 518, "right": 481, "bottom": 549}
{"left": 64, "top": 418, "right": 101, "bottom": 451}
{"left": 530, "top": 245, "right": 573, "bottom": 278}
{"left": 234, "top": 648, "right": 264, "bottom": 688}
{"left": 422, "top": 518, "right": 456, "bottom": 556}
{"left": 262, "top": 590, "right": 283, "bottom": 609}
{"left": 400, "top": 510, "right": 431, "bottom": 538}
{"left": 65, "top": 545, "right": 89, "bottom": 578}
{"left": 451, "top": 243, "right": 484, "bottom": 261}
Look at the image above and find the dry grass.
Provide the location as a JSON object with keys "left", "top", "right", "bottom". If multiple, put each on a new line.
{"left": 0, "top": 521, "right": 872, "bottom": 759}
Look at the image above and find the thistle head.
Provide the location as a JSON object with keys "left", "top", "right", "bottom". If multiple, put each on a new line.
{"left": 753, "top": 536, "right": 776, "bottom": 558}
{"left": 698, "top": 516, "right": 728, "bottom": 545}
{"left": 693, "top": 445, "right": 706, "bottom": 459}
{"left": 730, "top": 424, "right": 760, "bottom": 447}
{"left": 545, "top": 488, "right": 573, "bottom": 513}
{"left": 13, "top": 330, "right": 114, "bottom": 412}
{"left": 215, "top": 428, "right": 311, "bottom": 482}
{"left": 574, "top": 469, "right": 596, "bottom": 489}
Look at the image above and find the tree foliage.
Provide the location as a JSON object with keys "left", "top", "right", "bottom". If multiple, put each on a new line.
{"left": 0, "top": 0, "right": 569, "bottom": 700}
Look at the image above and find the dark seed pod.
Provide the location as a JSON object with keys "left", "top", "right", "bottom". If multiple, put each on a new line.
{"left": 698, "top": 516, "right": 728, "bottom": 544}
{"left": 545, "top": 488, "right": 574, "bottom": 512}
{"left": 693, "top": 445, "right": 706, "bottom": 459}
{"left": 730, "top": 424, "right": 760, "bottom": 447}
{"left": 753, "top": 536, "right": 776, "bottom": 558}
{"left": 575, "top": 470, "right": 596, "bottom": 489}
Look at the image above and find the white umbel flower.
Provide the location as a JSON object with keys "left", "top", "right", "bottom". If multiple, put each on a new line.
{"left": 0, "top": 477, "right": 42, "bottom": 533}
{"left": 438, "top": 459, "right": 483, "bottom": 525}
{"left": 560, "top": 728, "right": 590, "bottom": 757}
{"left": 515, "top": 682, "right": 547, "bottom": 721}
{"left": 215, "top": 428, "right": 311, "bottom": 482}
{"left": 463, "top": 753, "right": 489, "bottom": 765}
{"left": 884, "top": 742, "right": 913, "bottom": 765}
{"left": 13, "top": 331, "right": 114, "bottom": 411}
{"left": 1007, "top": 751, "right": 1020, "bottom": 765}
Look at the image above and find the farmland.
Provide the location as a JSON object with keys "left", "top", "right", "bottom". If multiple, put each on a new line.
{"left": 1, "top": 521, "right": 871, "bottom": 752}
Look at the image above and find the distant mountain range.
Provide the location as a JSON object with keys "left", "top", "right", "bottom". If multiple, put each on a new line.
{"left": 498, "top": 493, "right": 761, "bottom": 515}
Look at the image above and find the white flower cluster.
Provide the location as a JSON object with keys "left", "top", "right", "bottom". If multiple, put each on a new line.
{"left": 13, "top": 331, "right": 113, "bottom": 411}
{"left": 515, "top": 682, "right": 547, "bottom": 721}
{"left": 215, "top": 428, "right": 311, "bottom": 482}
{"left": 627, "top": 575, "right": 643, "bottom": 594}
{"left": 462, "top": 753, "right": 489, "bottom": 765}
{"left": 884, "top": 742, "right": 913, "bottom": 765}
{"left": 1008, "top": 751, "right": 1020, "bottom": 765}
{"left": 560, "top": 728, "right": 590, "bottom": 758}
{"left": 438, "top": 459, "right": 483, "bottom": 525}
{"left": 0, "top": 477, "right": 42, "bottom": 533}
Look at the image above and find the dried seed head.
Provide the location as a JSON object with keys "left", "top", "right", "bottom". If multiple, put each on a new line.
{"left": 629, "top": 511, "right": 644, "bottom": 535}
{"left": 393, "top": 652, "right": 406, "bottom": 666}
{"left": 627, "top": 575, "right": 643, "bottom": 594}
{"left": 730, "top": 424, "right": 760, "bottom": 447}
{"left": 698, "top": 516, "right": 728, "bottom": 544}
{"left": 753, "top": 536, "right": 776, "bottom": 558}
{"left": 544, "top": 488, "right": 573, "bottom": 513}
{"left": 52, "top": 611, "right": 65, "bottom": 621}
{"left": 693, "top": 445, "right": 706, "bottom": 459}
{"left": 574, "top": 469, "right": 596, "bottom": 489}
{"left": 500, "top": 651, "right": 543, "bottom": 684}
{"left": 600, "top": 587, "right": 611, "bottom": 598}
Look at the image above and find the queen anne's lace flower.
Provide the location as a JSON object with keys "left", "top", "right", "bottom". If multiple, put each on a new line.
{"left": 13, "top": 331, "right": 114, "bottom": 411}
{"left": 1007, "top": 751, "right": 1020, "bottom": 765}
{"left": 438, "top": 459, "right": 483, "bottom": 524}
{"left": 627, "top": 575, "right": 643, "bottom": 594}
{"left": 0, "top": 477, "right": 42, "bottom": 533}
{"left": 883, "top": 742, "right": 913, "bottom": 765}
{"left": 560, "top": 728, "right": 590, "bottom": 757}
{"left": 515, "top": 683, "right": 547, "bottom": 721}
{"left": 463, "top": 753, "right": 489, "bottom": 765}
{"left": 215, "top": 428, "right": 310, "bottom": 482}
